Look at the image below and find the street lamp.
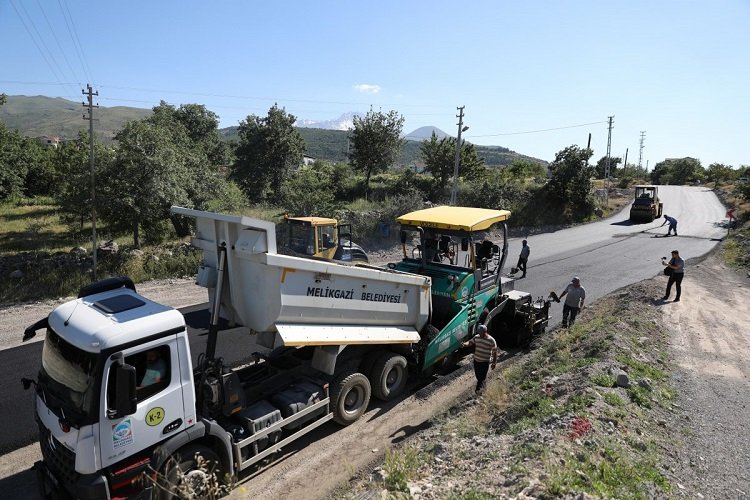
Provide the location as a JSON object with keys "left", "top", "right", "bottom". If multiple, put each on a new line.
{"left": 450, "top": 107, "right": 469, "bottom": 206}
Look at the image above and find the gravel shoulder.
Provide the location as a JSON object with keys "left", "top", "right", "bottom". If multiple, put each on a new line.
{"left": 668, "top": 255, "right": 750, "bottom": 496}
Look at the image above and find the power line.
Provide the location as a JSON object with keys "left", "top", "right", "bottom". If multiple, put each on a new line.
{"left": 35, "top": 0, "right": 81, "bottom": 88}
{"left": 469, "top": 121, "right": 607, "bottom": 137}
{"left": 9, "top": 0, "right": 75, "bottom": 97}
{"left": 96, "top": 84, "right": 440, "bottom": 108}
{"left": 58, "top": 0, "right": 93, "bottom": 82}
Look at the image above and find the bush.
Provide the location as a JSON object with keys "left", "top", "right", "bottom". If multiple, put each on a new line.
{"left": 0, "top": 244, "right": 202, "bottom": 304}
{"left": 335, "top": 194, "right": 425, "bottom": 244}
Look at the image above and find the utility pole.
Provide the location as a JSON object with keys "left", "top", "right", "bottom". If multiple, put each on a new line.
{"left": 638, "top": 131, "right": 646, "bottom": 171}
{"left": 82, "top": 84, "right": 99, "bottom": 278}
{"left": 623, "top": 148, "right": 629, "bottom": 173}
{"left": 450, "top": 106, "right": 466, "bottom": 206}
{"left": 605, "top": 116, "right": 614, "bottom": 206}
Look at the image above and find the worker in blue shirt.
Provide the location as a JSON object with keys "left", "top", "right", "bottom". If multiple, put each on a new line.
{"left": 661, "top": 215, "right": 678, "bottom": 236}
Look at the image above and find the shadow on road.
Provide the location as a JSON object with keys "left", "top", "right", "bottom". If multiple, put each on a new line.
{"left": 0, "top": 342, "right": 43, "bottom": 454}
{"left": 0, "top": 468, "right": 38, "bottom": 500}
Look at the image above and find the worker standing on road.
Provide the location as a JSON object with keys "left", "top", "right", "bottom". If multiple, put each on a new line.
{"left": 662, "top": 249, "right": 685, "bottom": 302}
{"left": 516, "top": 240, "right": 530, "bottom": 278}
{"left": 661, "top": 215, "right": 678, "bottom": 236}
{"left": 461, "top": 324, "right": 498, "bottom": 393}
{"left": 558, "top": 277, "right": 586, "bottom": 328}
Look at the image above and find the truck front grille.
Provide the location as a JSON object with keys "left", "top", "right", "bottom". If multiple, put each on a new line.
{"left": 39, "top": 424, "right": 79, "bottom": 485}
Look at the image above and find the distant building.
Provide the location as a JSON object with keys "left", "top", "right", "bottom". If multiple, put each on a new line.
{"left": 302, "top": 156, "right": 316, "bottom": 166}
{"left": 36, "top": 136, "right": 61, "bottom": 148}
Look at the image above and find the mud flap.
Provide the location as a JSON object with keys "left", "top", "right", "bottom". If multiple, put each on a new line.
{"left": 34, "top": 461, "right": 65, "bottom": 500}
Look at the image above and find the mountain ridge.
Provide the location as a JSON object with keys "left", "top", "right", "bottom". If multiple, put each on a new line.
{"left": 1, "top": 95, "right": 545, "bottom": 166}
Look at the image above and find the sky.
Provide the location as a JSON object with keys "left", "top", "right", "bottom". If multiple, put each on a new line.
{"left": 1, "top": 0, "right": 748, "bottom": 169}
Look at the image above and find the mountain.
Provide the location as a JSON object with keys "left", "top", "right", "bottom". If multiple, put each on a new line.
{"left": 404, "top": 126, "right": 450, "bottom": 141}
{"left": 0, "top": 95, "right": 151, "bottom": 143}
{"left": 1, "top": 95, "right": 546, "bottom": 166}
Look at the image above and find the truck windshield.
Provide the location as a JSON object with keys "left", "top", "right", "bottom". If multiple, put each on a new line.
{"left": 40, "top": 328, "right": 98, "bottom": 418}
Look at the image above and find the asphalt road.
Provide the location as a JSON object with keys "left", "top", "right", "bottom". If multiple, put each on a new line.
{"left": 506, "top": 185, "right": 728, "bottom": 327}
{"left": 0, "top": 185, "right": 729, "bottom": 496}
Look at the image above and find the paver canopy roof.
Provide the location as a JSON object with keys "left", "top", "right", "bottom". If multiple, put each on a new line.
{"left": 396, "top": 206, "right": 511, "bottom": 232}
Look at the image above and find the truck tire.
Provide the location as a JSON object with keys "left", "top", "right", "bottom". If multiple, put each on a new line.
{"left": 330, "top": 371, "right": 371, "bottom": 425}
{"left": 359, "top": 349, "right": 385, "bottom": 380}
{"left": 371, "top": 352, "right": 408, "bottom": 401}
{"left": 156, "top": 444, "right": 226, "bottom": 500}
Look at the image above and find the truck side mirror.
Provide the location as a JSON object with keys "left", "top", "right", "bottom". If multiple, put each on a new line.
{"left": 114, "top": 363, "right": 137, "bottom": 418}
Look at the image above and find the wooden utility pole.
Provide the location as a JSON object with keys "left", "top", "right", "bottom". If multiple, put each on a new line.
{"left": 82, "top": 84, "right": 99, "bottom": 278}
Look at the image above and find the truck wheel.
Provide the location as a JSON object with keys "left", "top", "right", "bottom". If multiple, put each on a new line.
{"left": 157, "top": 444, "right": 225, "bottom": 500}
{"left": 330, "top": 371, "right": 371, "bottom": 425}
{"left": 371, "top": 353, "right": 408, "bottom": 401}
{"left": 359, "top": 350, "right": 385, "bottom": 380}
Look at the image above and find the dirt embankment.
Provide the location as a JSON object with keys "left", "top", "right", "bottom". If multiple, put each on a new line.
{"left": 339, "top": 252, "right": 750, "bottom": 499}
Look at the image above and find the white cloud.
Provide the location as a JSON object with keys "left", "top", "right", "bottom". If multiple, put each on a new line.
{"left": 353, "top": 84, "right": 381, "bottom": 94}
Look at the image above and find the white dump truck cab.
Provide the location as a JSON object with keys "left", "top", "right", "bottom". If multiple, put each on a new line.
{"left": 25, "top": 277, "right": 213, "bottom": 499}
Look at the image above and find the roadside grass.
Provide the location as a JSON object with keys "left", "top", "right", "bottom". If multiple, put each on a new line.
{"left": 0, "top": 201, "right": 86, "bottom": 255}
{"left": 448, "top": 489, "right": 497, "bottom": 500}
{"left": 347, "top": 279, "right": 675, "bottom": 498}
{"left": 1, "top": 244, "right": 203, "bottom": 303}
{"left": 603, "top": 392, "right": 625, "bottom": 406}
{"left": 714, "top": 181, "right": 750, "bottom": 270}
{"left": 592, "top": 373, "right": 615, "bottom": 387}
{"left": 545, "top": 443, "right": 669, "bottom": 499}
{"left": 382, "top": 446, "right": 426, "bottom": 493}
{"left": 0, "top": 200, "right": 205, "bottom": 303}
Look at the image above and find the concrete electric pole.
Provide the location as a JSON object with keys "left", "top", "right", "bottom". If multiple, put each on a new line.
{"left": 638, "top": 131, "right": 646, "bottom": 171}
{"left": 450, "top": 106, "right": 467, "bottom": 206}
{"left": 604, "top": 116, "right": 614, "bottom": 206}
{"left": 82, "top": 84, "right": 99, "bottom": 278}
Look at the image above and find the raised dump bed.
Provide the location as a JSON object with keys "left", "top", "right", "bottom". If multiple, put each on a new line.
{"left": 173, "top": 207, "right": 431, "bottom": 350}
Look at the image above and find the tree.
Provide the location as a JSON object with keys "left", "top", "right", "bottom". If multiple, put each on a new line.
{"left": 507, "top": 159, "right": 547, "bottom": 181}
{"left": 419, "top": 132, "right": 484, "bottom": 193}
{"left": 0, "top": 127, "right": 32, "bottom": 201}
{"left": 594, "top": 156, "right": 622, "bottom": 179}
{"left": 232, "top": 104, "right": 304, "bottom": 202}
{"left": 100, "top": 121, "right": 192, "bottom": 247}
{"left": 53, "top": 132, "right": 114, "bottom": 231}
{"left": 546, "top": 145, "right": 595, "bottom": 208}
{"left": 349, "top": 109, "right": 405, "bottom": 192}
{"left": 150, "top": 101, "right": 231, "bottom": 166}
{"left": 618, "top": 162, "right": 647, "bottom": 181}
{"left": 280, "top": 164, "right": 336, "bottom": 216}
{"left": 706, "top": 163, "right": 733, "bottom": 188}
{"left": 650, "top": 157, "right": 703, "bottom": 185}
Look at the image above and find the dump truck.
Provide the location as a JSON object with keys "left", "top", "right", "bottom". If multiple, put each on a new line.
{"left": 23, "top": 205, "right": 548, "bottom": 499}
{"left": 279, "top": 215, "right": 369, "bottom": 264}
{"left": 629, "top": 185, "right": 663, "bottom": 222}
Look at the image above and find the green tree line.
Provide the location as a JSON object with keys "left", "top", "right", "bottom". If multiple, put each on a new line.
{"left": 2, "top": 92, "right": 748, "bottom": 249}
